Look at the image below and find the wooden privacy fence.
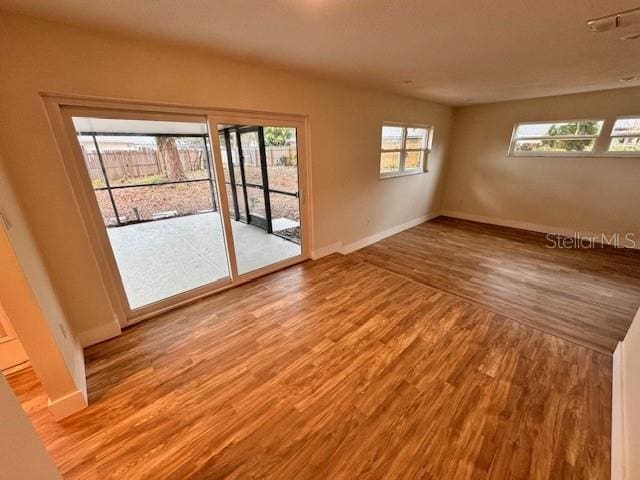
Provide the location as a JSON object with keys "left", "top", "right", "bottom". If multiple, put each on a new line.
{"left": 83, "top": 145, "right": 297, "bottom": 181}
{"left": 243, "top": 146, "right": 298, "bottom": 167}
{"left": 83, "top": 148, "right": 206, "bottom": 181}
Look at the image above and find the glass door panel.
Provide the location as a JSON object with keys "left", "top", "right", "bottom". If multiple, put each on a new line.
{"left": 238, "top": 129, "right": 269, "bottom": 230}
{"left": 219, "top": 130, "right": 247, "bottom": 223}
{"left": 217, "top": 123, "right": 302, "bottom": 275}
{"left": 72, "top": 116, "right": 230, "bottom": 311}
{"left": 264, "top": 127, "right": 300, "bottom": 244}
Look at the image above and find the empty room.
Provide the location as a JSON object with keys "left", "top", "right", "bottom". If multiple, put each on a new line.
{"left": 1, "top": 1, "right": 639, "bottom": 479}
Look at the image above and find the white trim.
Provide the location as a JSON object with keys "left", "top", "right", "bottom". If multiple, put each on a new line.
{"left": 47, "top": 389, "right": 87, "bottom": 420}
{"left": 379, "top": 122, "right": 432, "bottom": 178}
{"left": 340, "top": 212, "right": 440, "bottom": 254}
{"left": 441, "top": 210, "right": 640, "bottom": 250}
{"left": 311, "top": 242, "right": 344, "bottom": 260}
{"left": 310, "top": 212, "right": 443, "bottom": 259}
{"left": 612, "top": 341, "right": 626, "bottom": 480}
{"left": 78, "top": 319, "right": 121, "bottom": 348}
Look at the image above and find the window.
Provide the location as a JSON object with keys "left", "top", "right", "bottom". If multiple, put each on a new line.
{"left": 380, "top": 124, "right": 431, "bottom": 177}
{"left": 509, "top": 120, "right": 604, "bottom": 155}
{"left": 608, "top": 117, "right": 640, "bottom": 154}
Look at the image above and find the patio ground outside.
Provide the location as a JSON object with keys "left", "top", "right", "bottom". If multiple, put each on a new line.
{"left": 107, "top": 212, "right": 301, "bottom": 309}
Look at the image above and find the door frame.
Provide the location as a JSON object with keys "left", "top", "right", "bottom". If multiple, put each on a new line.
{"left": 42, "top": 93, "right": 313, "bottom": 327}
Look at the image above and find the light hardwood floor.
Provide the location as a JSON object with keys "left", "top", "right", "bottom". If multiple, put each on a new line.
{"left": 10, "top": 251, "right": 611, "bottom": 480}
{"left": 355, "top": 217, "right": 640, "bottom": 354}
{"left": 8, "top": 229, "right": 619, "bottom": 478}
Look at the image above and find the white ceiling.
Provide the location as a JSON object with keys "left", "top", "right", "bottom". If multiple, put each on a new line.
{"left": 2, "top": 0, "right": 640, "bottom": 105}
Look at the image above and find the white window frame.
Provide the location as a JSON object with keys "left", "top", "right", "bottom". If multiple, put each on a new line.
{"left": 606, "top": 115, "right": 640, "bottom": 157}
{"left": 379, "top": 122, "right": 433, "bottom": 179}
{"left": 508, "top": 119, "right": 605, "bottom": 157}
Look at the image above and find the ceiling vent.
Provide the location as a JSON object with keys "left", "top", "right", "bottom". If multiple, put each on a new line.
{"left": 587, "top": 7, "right": 640, "bottom": 32}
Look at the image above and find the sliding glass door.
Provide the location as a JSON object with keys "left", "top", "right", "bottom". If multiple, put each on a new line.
{"left": 71, "top": 116, "right": 231, "bottom": 311}
{"left": 60, "top": 104, "right": 308, "bottom": 321}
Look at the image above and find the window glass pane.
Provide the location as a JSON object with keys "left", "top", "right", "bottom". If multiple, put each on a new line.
{"left": 381, "top": 126, "right": 404, "bottom": 150}
{"left": 73, "top": 117, "right": 229, "bottom": 311}
{"left": 611, "top": 118, "right": 640, "bottom": 137}
{"left": 405, "top": 150, "right": 423, "bottom": 170}
{"left": 240, "top": 131, "right": 263, "bottom": 186}
{"left": 516, "top": 123, "right": 575, "bottom": 138}
{"left": 265, "top": 128, "right": 299, "bottom": 243}
{"left": 219, "top": 132, "right": 246, "bottom": 222}
{"left": 513, "top": 138, "right": 596, "bottom": 153}
{"left": 270, "top": 192, "right": 300, "bottom": 244}
{"left": 380, "top": 152, "right": 401, "bottom": 173}
{"left": 515, "top": 121, "right": 602, "bottom": 138}
{"left": 405, "top": 128, "right": 427, "bottom": 149}
{"left": 224, "top": 131, "right": 247, "bottom": 221}
{"left": 608, "top": 137, "right": 640, "bottom": 152}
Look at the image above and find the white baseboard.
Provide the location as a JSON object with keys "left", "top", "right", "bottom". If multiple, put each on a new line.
{"left": 311, "top": 241, "right": 344, "bottom": 260}
{"left": 310, "top": 212, "right": 441, "bottom": 259}
{"left": 612, "top": 341, "right": 626, "bottom": 480}
{"left": 340, "top": 212, "right": 440, "bottom": 254}
{"left": 47, "top": 389, "right": 87, "bottom": 420}
{"left": 78, "top": 321, "right": 121, "bottom": 348}
{"left": 441, "top": 210, "right": 640, "bottom": 250}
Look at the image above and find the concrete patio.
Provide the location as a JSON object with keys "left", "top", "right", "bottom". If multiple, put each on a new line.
{"left": 107, "top": 212, "right": 301, "bottom": 309}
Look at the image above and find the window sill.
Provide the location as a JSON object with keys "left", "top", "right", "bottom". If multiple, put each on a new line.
{"left": 379, "top": 169, "right": 428, "bottom": 180}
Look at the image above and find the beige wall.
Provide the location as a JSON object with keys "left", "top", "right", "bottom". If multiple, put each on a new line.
{"left": 0, "top": 374, "right": 61, "bottom": 479}
{"left": 443, "top": 87, "right": 640, "bottom": 242}
{"left": 0, "top": 12, "right": 452, "bottom": 339}
{"left": 0, "top": 155, "right": 85, "bottom": 406}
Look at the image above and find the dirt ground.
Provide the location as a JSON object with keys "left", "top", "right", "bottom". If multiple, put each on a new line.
{"left": 95, "top": 166, "right": 300, "bottom": 230}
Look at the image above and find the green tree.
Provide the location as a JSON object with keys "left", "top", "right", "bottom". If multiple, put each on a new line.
{"left": 542, "top": 121, "right": 599, "bottom": 152}
{"left": 264, "top": 127, "right": 293, "bottom": 146}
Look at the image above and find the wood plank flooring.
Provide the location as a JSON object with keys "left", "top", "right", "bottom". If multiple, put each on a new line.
{"left": 7, "top": 249, "right": 613, "bottom": 479}
{"left": 354, "top": 216, "right": 640, "bottom": 354}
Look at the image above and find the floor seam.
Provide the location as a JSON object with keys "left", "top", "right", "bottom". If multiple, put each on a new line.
{"left": 347, "top": 253, "right": 614, "bottom": 358}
